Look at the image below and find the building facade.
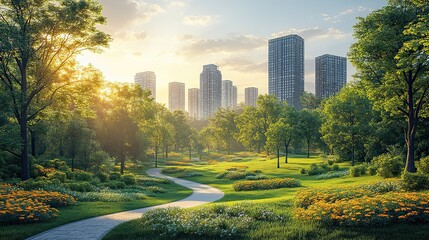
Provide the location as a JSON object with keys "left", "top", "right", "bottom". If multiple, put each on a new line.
{"left": 222, "top": 80, "right": 233, "bottom": 109}
{"left": 168, "top": 82, "right": 185, "bottom": 112}
{"left": 315, "top": 54, "right": 347, "bottom": 99}
{"left": 134, "top": 71, "right": 156, "bottom": 101}
{"left": 245, "top": 87, "right": 258, "bottom": 107}
{"left": 268, "top": 34, "right": 304, "bottom": 108}
{"left": 199, "top": 64, "right": 222, "bottom": 119}
{"left": 232, "top": 85, "right": 237, "bottom": 109}
{"left": 188, "top": 88, "right": 199, "bottom": 120}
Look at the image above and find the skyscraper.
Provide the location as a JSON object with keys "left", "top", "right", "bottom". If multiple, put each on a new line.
{"left": 168, "top": 82, "right": 185, "bottom": 112}
{"left": 188, "top": 88, "right": 199, "bottom": 120}
{"left": 268, "top": 34, "right": 304, "bottom": 108}
{"left": 222, "top": 80, "right": 233, "bottom": 109}
{"left": 245, "top": 87, "right": 258, "bottom": 107}
{"left": 232, "top": 85, "right": 237, "bottom": 109}
{"left": 134, "top": 71, "right": 156, "bottom": 101}
{"left": 315, "top": 54, "right": 347, "bottom": 99}
{"left": 200, "top": 64, "right": 222, "bottom": 119}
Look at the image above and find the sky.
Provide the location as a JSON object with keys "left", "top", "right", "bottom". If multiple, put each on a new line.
{"left": 77, "top": 0, "right": 387, "bottom": 107}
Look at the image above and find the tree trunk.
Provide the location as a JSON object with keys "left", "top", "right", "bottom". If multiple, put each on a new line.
{"left": 406, "top": 112, "right": 417, "bottom": 172}
{"left": 277, "top": 147, "right": 280, "bottom": 168}
{"left": 155, "top": 146, "right": 158, "bottom": 168}
{"left": 20, "top": 66, "right": 30, "bottom": 180}
{"left": 30, "top": 129, "right": 36, "bottom": 157}
{"left": 307, "top": 139, "right": 310, "bottom": 158}
{"left": 284, "top": 141, "right": 289, "bottom": 164}
{"left": 120, "top": 152, "right": 125, "bottom": 175}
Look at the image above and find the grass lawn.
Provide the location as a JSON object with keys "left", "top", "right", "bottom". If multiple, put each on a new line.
{"left": 0, "top": 168, "right": 192, "bottom": 240}
{"left": 104, "top": 151, "right": 429, "bottom": 240}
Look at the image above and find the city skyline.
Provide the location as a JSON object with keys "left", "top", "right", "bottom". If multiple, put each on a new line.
{"left": 77, "top": 0, "right": 387, "bottom": 105}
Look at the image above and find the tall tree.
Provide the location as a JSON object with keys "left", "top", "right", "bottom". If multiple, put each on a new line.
{"left": 209, "top": 108, "right": 238, "bottom": 154}
{"left": 0, "top": 0, "right": 110, "bottom": 179}
{"left": 349, "top": 0, "right": 429, "bottom": 172}
{"left": 297, "top": 109, "right": 322, "bottom": 158}
{"left": 321, "top": 86, "right": 374, "bottom": 165}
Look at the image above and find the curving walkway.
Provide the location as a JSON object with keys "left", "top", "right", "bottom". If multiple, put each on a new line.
{"left": 27, "top": 168, "right": 224, "bottom": 240}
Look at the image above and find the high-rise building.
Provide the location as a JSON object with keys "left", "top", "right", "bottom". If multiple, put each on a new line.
{"left": 199, "top": 64, "right": 222, "bottom": 119}
{"left": 168, "top": 82, "right": 185, "bottom": 112}
{"left": 232, "top": 85, "right": 237, "bottom": 109}
{"left": 134, "top": 71, "right": 156, "bottom": 101}
{"left": 315, "top": 54, "right": 347, "bottom": 99}
{"left": 245, "top": 87, "right": 258, "bottom": 107}
{"left": 188, "top": 88, "right": 199, "bottom": 120}
{"left": 268, "top": 34, "right": 304, "bottom": 108}
{"left": 222, "top": 80, "right": 233, "bottom": 109}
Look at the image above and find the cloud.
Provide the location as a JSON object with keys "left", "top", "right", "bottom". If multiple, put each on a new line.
{"left": 179, "top": 34, "right": 266, "bottom": 56}
{"left": 272, "top": 27, "right": 346, "bottom": 40}
{"left": 182, "top": 15, "right": 214, "bottom": 26}
{"left": 110, "top": 31, "right": 149, "bottom": 41}
{"left": 167, "top": 0, "right": 186, "bottom": 8}
{"left": 217, "top": 57, "right": 267, "bottom": 73}
{"left": 322, "top": 6, "right": 369, "bottom": 23}
{"left": 99, "top": 0, "right": 164, "bottom": 30}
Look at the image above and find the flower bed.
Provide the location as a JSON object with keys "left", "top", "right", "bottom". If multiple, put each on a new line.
{"left": 295, "top": 192, "right": 429, "bottom": 226}
{"left": 0, "top": 183, "right": 75, "bottom": 223}
{"left": 233, "top": 178, "right": 301, "bottom": 191}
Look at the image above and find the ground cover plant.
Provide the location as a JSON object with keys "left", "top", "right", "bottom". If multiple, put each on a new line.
{"left": 233, "top": 178, "right": 300, "bottom": 191}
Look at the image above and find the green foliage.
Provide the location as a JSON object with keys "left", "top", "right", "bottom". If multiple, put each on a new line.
{"left": 216, "top": 171, "right": 256, "bottom": 180}
{"left": 401, "top": 172, "right": 428, "bottom": 191}
{"left": 417, "top": 156, "right": 429, "bottom": 174}
{"left": 47, "top": 171, "right": 67, "bottom": 183}
{"left": 64, "top": 182, "right": 96, "bottom": 192}
{"left": 160, "top": 167, "right": 185, "bottom": 174}
{"left": 367, "top": 165, "right": 378, "bottom": 176}
{"left": 109, "top": 172, "right": 122, "bottom": 181}
{"left": 73, "top": 171, "right": 93, "bottom": 182}
{"left": 122, "top": 174, "right": 137, "bottom": 185}
{"left": 332, "top": 164, "right": 340, "bottom": 171}
{"left": 233, "top": 178, "right": 300, "bottom": 191}
{"left": 307, "top": 163, "right": 331, "bottom": 176}
{"left": 244, "top": 174, "right": 268, "bottom": 180}
{"left": 176, "top": 171, "right": 202, "bottom": 178}
{"left": 96, "top": 172, "right": 109, "bottom": 182}
{"left": 315, "top": 170, "right": 349, "bottom": 180}
{"left": 299, "top": 168, "right": 307, "bottom": 174}
{"left": 349, "top": 165, "right": 367, "bottom": 177}
{"left": 373, "top": 152, "right": 405, "bottom": 178}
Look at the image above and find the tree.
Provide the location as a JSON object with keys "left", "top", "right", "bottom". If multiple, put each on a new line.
{"left": 297, "top": 109, "right": 322, "bottom": 158}
{"left": 321, "top": 86, "right": 374, "bottom": 165}
{"left": 209, "top": 108, "right": 238, "bottom": 154}
{"left": 0, "top": 0, "right": 110, "bottom": 180}
{"left": 300, "top": 91, "right": 322, "bottom": 110}
{"left": 349, "top": 0, "right": 429, "bottom": 172}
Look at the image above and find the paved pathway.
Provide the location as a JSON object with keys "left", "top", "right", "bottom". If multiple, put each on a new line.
{"left": 27, "top": 168, "right": 224, "bottom": 240}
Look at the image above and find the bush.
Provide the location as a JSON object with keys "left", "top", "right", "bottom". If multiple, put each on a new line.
{"left": 401, "top": 172, "right": 428, "bottom": 191}
{"left": 300, "top": 168, "right": 307, "bottom": 174}
{"left": 137, "top": 177, "right": 170, "bottom": 185}
{"left": 47, "top": 171, "right": 67, "bottom": 183}
{"left": 176, "top": 171, "right": 202, "bottom": 178}
{"left": 45, "top": 159, "right": 67, "bottom": 169}
{"left": 30, "top": 164, "right": 45, "bottom": 178}
{"left": 373, "top": 152, "right": 404, "bottom": 178}
{"left": 96, "top": 172, "right": 109, "bottom": 182}
{"left": 417, "top": 156, "right": 429, "bottom": 175}
{"left": 103, "top": 180, "right": 126, "bottom": 189}
{"left": 109, "top": 172, "right": 122, "bottom": 181}
{"left": 245, "top": 174, "right": 268, "bottom": 180}
{"left": 315, "top": 170, "right": 349, "bottom": 180}
{"left": 233, "top": 178, "right": 300, "bottom": 191}
{"left": 74, "top": 171, "right": 93, "bottom": 181}
{"left": 332, "top": 165, "right": 340, "bottom": 171}
{"left": 349, "top": 165, "right": 367, "bottom": 177}
{"left": 367, "top": 165, "right": 377, "bottom": 176}
{"left": 64, "top": 181, "right": 96, "bottom": 192}
{"left": 327, "top": 160, "right": 335, "bottom": 166}
{"left": 122, "top": 174, "right": 137, "bottom": 185}
{"left": 161, "top": 167, "right": 185, "bottom": 174}
{"left": 216, "top": 171, "right": 256, "bottom": 180}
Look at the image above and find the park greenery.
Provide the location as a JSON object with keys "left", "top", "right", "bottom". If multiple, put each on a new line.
{"left": 1, "top": 0, "right": 429, "bottom": 240}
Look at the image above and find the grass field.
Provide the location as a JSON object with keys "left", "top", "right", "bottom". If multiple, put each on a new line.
{"left": 102, "top": 152, "right": 429, "bottom": 240}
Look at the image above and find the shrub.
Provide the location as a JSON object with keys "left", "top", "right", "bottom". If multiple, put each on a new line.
{"left": 103, "top": 180, "right": 126, "bottom": 189}
{"left": 96, "top": 172, "right": 109, "bottom": 182}
{"left": 307, "top": 163, "right": 331, "bottom": 176}
{"left": 327, "top": 160, "right": 335, "bottom": 166}
{"left": 332, "top": 164, "right": 340, "bottom": 171}
{"left": 300, "top": 168, "right": 307, "bottom": 174}
{"left": 373, "top": 152, "right": 404, "bottom": 178}
{"left": 176, "top": 171, "right": 202, "bottom": 178}
{"left": 233, "top": 178, "right": 300, "bottom": 191}
{"left": 161, "top": 167, "right": 185, "bottom": 174}
{"left": 74, "top": 171, "right": 93, "bottom": 181}
{"left": 245, "top": 174, "right": 268, "bottom": 180}
{"left": 315, "top": 170, "right": 349, "bottom": 180}
{"left": 216, "top": 171, "right": 230, "bottom": 179}
{"left": 137, "top": 177, "right": 170, "bottom": 185}
{"left": 45, "top": 159, "right": 67, "bottom": 169}
{"left": 251, "top": 169, "right": 262, "bottom": 173}
{"left": 47, "top": 171, "right": 67, "bottom": 183}
{"left": 401, "top": 172, "right": 428, "bottom": 191}
{"left": 30, "top": 164, "right": 45, "bottom": 178}
{"left": 109, "top": 172, "right": 122, "bottom": 181}
{"left": 65, "top": 181, "right": 96, "bottom": 192}
{"left": 417, "top": 156, "right": 429, "bottom": 175}
{"left": 216, "top": 171, "right": 256, "bottom": 180}
{"left": 366, "top": 165, "right": 377, "bottom": 176}
{"left": 122, "top": 173, "right": 137, "bottom": 185}
{"left": 349, "top": 165, "right": 367, "bottom": 177}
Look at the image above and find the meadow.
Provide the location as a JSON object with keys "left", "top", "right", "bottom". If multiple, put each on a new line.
{"left": 104, "top": 152, "right": 429, "bottom": 240}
